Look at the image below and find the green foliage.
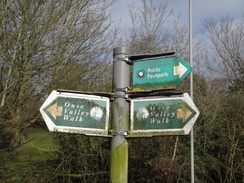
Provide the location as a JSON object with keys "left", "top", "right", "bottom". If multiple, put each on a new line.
{"left": 128, "top": 136, "right": 190, "bottom": 183}
{"left": 0, "top": 128, "right": 57, "bottom": 182}
{"left": 193, "top": 82, "right": 243, "bottom": 183}
{"left": 53, "top": 134, "right": 110, "bottom": 182}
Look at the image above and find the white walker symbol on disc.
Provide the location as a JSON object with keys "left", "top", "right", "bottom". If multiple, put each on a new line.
{"left": 136, "top": 107, "right": 149, "bottom": 120}
{"left": 90, "top": 106, "right": 103, "bottom": 120}
{"left": 138, "top": 70, "right": 145, "bottom": 78}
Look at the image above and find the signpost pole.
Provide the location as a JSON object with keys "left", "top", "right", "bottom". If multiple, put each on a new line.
{"left": 189, "top": 0, "right": 195, "bottom": 182}
{"left": 110, "top": 47, "right": 130, "bottom": 183}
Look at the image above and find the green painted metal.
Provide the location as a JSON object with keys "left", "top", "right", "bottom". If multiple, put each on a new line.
{"left": 43, "top": 97, "right": 107, "bottom": 128}
{"left": 40, "top": 91, "right": 110, "bottom": 136}
{"left": 129, "top": 93, "right": 199, "bottom": 136}
{"left": 132, "top": 55, "right": 192, "bottom": 90}
{"left": 132, "top": 99, "right": 195, "bottom": 130}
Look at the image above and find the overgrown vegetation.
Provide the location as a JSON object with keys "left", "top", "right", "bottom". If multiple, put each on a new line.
{"left": 0, "top": 0, "right": 243, "bottom": 182}
{"left": 0, "top": 128, "right": 57, "bottom": 182}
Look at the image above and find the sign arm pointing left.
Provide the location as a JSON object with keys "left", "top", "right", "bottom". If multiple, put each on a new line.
{"left": 40, "top": 90, "right": 111, "bottom": 136}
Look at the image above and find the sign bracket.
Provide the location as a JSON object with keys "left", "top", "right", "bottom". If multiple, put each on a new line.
{"left": 115, "top": 87, "right": 131, "bottom": 92}
{"left": 110, "top": 130, "right": 128, "bottom": 136}
{"left": 56, "top": 89, "right": 113, "bottom": 98}
{"left": 114, "top": 57, "right": 132, "bottom": 64}
{"left": 128, "top": 91, "right": 183, "bottom": 99}
{"left": 128, "top": 51, "right": 175, "bottom": 62}
{"left": 113, "top": 93, "right": 129, "bottom": 99}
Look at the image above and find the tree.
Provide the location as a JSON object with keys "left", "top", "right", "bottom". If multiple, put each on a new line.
{"left": 0, "top": 0, "right": 115, "bottom": 181}
{"left": 125, "top": 0, "right": 173, "bottom": 54}
{"left": 199, "top": 15, "right": 244, "bottom": 183}
{"left": 202, "top": 15, "right": 244, "bottom": 88}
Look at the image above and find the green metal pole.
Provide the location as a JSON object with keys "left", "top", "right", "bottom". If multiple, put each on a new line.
{"left": 110, "top": 47, "right": 130, "bottom": 183}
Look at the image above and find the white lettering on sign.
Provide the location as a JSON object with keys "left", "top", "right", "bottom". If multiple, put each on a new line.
{"left": 147, "top": 72, "right": 168, "bottom": 79}
{"left": 147, "top": 67, "right": 168, "bottom": 79}
{"left": 63, "top": 102, "right": 89, "bottom": 122}
{"left": 136, "top": 105, "right": 176, "bottom": 124}
{"left": 63, "top": 115, "right": 84, "bottom": 122}
{"left": 64, "top": 102, "right": 84, "bottom": 109}
{"left": 149, "top": 105, "right": 176, "bottom": 124}
{"left": 148, "top": 67, "right": 161, "bottom": 73}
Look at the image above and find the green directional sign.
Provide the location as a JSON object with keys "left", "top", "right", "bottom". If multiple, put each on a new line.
{"left": 40, "top": 90, "right": 110, "bottom": 136}
{"left": 132, "top": 55, "right": 192, "bottom": 90}
{"left": 129, "top": 93, "right": 199, "bottom": 136}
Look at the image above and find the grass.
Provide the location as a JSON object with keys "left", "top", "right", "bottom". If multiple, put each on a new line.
{"left": 0, "top": 128, "right": 58, "bottom": 182}
{"left": 18, "top": 128, "right": 57, "bottom": 162}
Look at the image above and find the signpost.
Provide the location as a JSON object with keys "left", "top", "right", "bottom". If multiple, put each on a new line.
{"left": 39, "top": 47, "right": 199, "bottom": 183}
{"left": 129, "top": 93, "right": 199, "bottom": 137}
{"left": 39, "top": 90, "right": 110, "bottom": 136}
{"left": 132, "top": 55, "right": 192, "bottom": 90}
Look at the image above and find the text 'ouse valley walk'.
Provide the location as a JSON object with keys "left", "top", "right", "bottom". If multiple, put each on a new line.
{"left": 130, "top": 93, "right": 199, "bottom": 136}
{"left": 40, "top": 91, "right": 110, "bottom": 136}
{"left": 62, "top": 101, "right": 90, "bottom": 122}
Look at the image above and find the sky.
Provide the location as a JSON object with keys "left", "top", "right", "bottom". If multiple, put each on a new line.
{"left": 112, "top": 0, "right": 244, "bottom": 33}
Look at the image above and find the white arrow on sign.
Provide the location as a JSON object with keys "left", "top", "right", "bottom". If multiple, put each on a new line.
{"left": 174, "top": 62, "right": 188, "bottom": 78}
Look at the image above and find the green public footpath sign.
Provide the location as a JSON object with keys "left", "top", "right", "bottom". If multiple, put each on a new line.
{"left": 40, "top": 90, "right": 110, "bottom": 136}
{"left": 132, "top": 55, "right": 192, "bottom": 90}
{"left": 129, "top": 93, "right": 199, "bottom": 136}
